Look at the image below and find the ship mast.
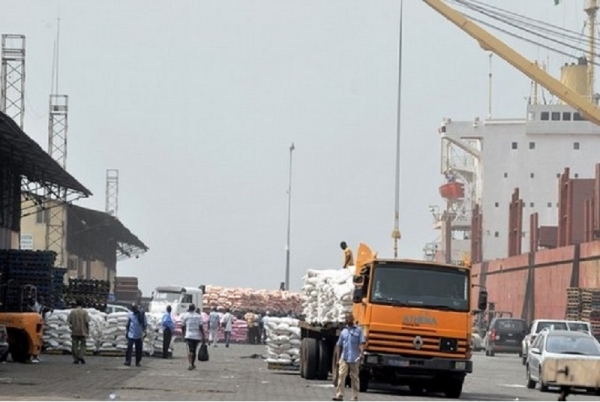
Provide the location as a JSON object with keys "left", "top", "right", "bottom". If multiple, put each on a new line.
{"left": 586, "top": 0, "right": 598, "bottom": 100}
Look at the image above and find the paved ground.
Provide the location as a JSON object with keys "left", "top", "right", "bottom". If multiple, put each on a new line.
{"left": 0, "top": 344, "right": 599, "bottom": 401}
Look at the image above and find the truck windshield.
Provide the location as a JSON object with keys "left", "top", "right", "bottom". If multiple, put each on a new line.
{"left": 370, "top": 263, "right": 469, "bottom": 312}
{"left": 153, "top": 292, "right": 180, "bottom": 303}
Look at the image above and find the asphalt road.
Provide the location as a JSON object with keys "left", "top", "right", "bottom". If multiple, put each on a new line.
{"left": 0, "top": 344, "right": 598, "bottom": 401}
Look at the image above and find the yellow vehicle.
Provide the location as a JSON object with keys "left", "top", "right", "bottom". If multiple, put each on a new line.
{"left": 0, "top": 283, "right": 44, "bottom": 363}
{"left": 299, "top": 244, "right": 487, "bottom": 399}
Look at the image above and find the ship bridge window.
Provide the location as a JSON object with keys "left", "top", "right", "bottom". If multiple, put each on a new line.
{"left": 551, "top": 112, "right": 560, "bottom": 121}
{"left": 530, "top": 202, "right": 535, "bottom": 208}
{"left": 494, "top": 231, "right": 499, "bottom": 237}
{"left": 574, "top": 112, "right": 585, "bottom": 121}
{"left": 511, "top": 142, "right": 518, "bottom": 149}
{"left": 541, "top": 112, "right": 550, "bottom": 121}
{"left": 529, "top": 142, "right": 535, "bottom": 149}
{"left": 563, "top": 112, "right": 572, "bottom": 121}
{"left": 495, "top": 202, "right": 499, "bottom": 208}
{"left": 574, "top": 142, "right": 580, "bottom": 150}
{"left": 548, "top": 202, "right": 552, "bottom": 208}
{"left": 504, "top": 172, "right": 508, "bottom": 178}
{"left": 575, "top": 173, "right": 579, "bottom": 178}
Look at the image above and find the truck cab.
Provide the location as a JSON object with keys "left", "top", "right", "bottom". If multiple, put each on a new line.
{"left": 149, "top": 286, "right": 204, "bottom": 316}
{"left": 349, "top": 244, "right": 487, "bottom": 398}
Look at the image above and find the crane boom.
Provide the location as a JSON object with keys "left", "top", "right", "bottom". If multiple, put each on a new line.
{"left": 422, "top": 0, "right": 600, "bottom": 126}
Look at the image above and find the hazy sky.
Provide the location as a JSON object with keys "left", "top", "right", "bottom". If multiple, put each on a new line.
{"left": 1, "top": 0, "right": 588, "bottom": 294}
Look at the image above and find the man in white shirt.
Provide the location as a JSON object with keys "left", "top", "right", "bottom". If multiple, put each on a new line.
{"left": 208, "top": 307, "right": 221, "bottom": 347}
{"left": 220, "top": 308, "right": 234, "bottom": 348}
{"left": 180, "top": 304, "right": 206, "bottom": 370}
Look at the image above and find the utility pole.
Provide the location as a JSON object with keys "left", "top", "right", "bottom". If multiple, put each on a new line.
{"left": 284, "top": 142, "right": 295, "bottom": 291}
{"left": 392, "top": 1, "right": 404, "bottom": 258}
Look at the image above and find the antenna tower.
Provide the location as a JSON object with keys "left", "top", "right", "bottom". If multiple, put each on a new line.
{"left": 105, "top": 169, "right": 119, "bottom": 217}
{"left": 0, "top": 34, "right": 26, "bottom": 129}
{"left": 46, "top": 18, "right": 69, "bottom": 268}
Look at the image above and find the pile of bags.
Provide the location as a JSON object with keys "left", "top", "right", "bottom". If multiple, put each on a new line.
{"left": 144, "top": 313, "right": 173, "bottom": 355}
{"left": 264, "top": 316, "right": 301, "bottom": 366}
{"left": 202, "top": 286, "right": 304, "bottom": 314}
{"left": 98, "top": 312, "right": 129, "bottom": 352}
{"left": 302, "top": 268, "right": 354, "bottom": 324}
{"left": 42, "top": 308, "right": 106, "bottom": 352}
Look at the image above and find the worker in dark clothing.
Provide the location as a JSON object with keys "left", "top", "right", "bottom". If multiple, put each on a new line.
{"left": 340, "top": 241, "right": 354, "bottom": 268}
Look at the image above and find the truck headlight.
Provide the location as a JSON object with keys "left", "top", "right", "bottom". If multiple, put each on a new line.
{"left": 366, "top": 355, "right": 378, "bottom": 364}
{"left": 455, "top": 361, "right": 466, "bottom": 370}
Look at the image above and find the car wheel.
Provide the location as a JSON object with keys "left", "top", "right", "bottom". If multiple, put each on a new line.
{"left": 526, "top": 365, "right": 536, "bottom": 389}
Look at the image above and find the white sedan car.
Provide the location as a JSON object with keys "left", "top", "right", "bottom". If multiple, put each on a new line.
{"left": 526, "top": 329, "right": 600, "bottom": 393}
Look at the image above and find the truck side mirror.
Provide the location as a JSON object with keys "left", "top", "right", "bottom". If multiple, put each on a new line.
{"left": 352, "top": 287, "right": 365, "bottom": 303}
{"left": 478, "top": 290, "right": 488, "bottom": 311}
{"left": 353, "top": 275, "right": 362, "bottom": 284}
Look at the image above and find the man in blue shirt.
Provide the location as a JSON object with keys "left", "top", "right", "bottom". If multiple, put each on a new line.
{"left": 124, "top": 304, "right": 147, "bottom": 367}
{"left": 161, "top": 305, "right": 175, "bottom": 358}
{"left": 333, "top": 312, "right": 366, "bottom": 401}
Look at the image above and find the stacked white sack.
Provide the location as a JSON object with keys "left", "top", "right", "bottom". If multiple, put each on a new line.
{"left": 144, "top": 313, "right": 173, "bottom": 355}
{"left": 99, "top": 312, "right": 129, "bottom": 352}
{"left": 43, "top": 308, "right": 106, "bottom": 352}
{"left": 301, "top": 268, "right": 354, "bottom": 324}
{"left": 265, "top": 317, "right": 301, "bottom": 365}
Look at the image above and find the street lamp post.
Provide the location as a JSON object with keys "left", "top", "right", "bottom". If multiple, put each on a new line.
{"left": 285, "top": 142, "right": 295, "bottom": 291}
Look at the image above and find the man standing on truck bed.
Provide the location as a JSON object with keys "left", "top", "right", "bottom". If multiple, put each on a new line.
{"left": 340, "top": 241, "right": 354, "bottom": 269}
{"left": 333, "top": 312, "right": 366, "bottom": 402}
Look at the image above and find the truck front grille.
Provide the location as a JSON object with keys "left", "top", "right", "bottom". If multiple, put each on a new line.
{"left": 368, "top": 330, "right": 467, "bottom": 358}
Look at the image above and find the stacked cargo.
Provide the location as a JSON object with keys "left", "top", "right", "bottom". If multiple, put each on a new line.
{"left": 566, "top": 287, "right": 582, "bottom": 320}
{"left": 114, "top": 276, "right": 141, "bottom": 305}
{"left": 202, "top": 285, "right": 303, "bottom": 315}
{"left": 0, "top": 250, "right": 60, "bottom": 310}
{"left": 63, "top": 278, "right": 110, "bottom": 312}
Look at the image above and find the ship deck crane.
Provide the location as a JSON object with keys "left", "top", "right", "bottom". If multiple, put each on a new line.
{"left": 422, "top": 0, "right": 600, "bottom": 127}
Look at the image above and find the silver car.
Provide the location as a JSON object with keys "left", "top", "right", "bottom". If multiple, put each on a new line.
{"left": 526, "top": 329, "right": 600, "bottom": 394}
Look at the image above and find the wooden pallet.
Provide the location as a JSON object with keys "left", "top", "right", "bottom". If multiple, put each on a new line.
{"left": 267, "top": 362, "right": 299, "bottom": 371}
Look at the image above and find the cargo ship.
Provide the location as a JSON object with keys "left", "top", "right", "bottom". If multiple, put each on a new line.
{"left": 424, "top": 1, "right": 600, "bottom": 327}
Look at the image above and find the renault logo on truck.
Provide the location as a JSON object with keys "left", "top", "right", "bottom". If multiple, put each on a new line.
{"left": 402, "top": 314, "right": 438, "bottom": 326}
{"left": 413, "top": 336, "right": 424, "bottom": 350}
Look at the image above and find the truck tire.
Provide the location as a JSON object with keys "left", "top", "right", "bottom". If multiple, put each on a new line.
{"left": 300, "top": 339, "right": 306, "bottom": 378}
{"left": 443, "top": 378, "right": 464, "bottom": 399}
{"left": 317, "top": 340, "right": 331, "bottom": 380}
{"left": 304, "top": 338, "right": 319, "bottom": 380}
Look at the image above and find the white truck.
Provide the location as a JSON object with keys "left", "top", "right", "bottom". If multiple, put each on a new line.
{"left": 148, "top": 285, "right": 204, "bottom": 316}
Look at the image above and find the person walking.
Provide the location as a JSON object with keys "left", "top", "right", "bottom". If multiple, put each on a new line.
{"left": 332, "top": 312, "right": 366, "bottom": 401}
{"left": 181, "top": 304, "right": 206, "bottom": 370}
{"left": 161, "top": 305, "right": 175, "bottom": 358}
{"left": 208, "top": 307, "right": 221, "bottom": 347}
{"left": 221, "top": 308, "right": 234, "bottom": 348}
{"left": 67, "top": 300, "right": 90, "bottom": 365}
{"left": 340, "top": 241, "right": 354, "bottom": 269}
{"left": 124, "top": 304, "right": 147, "bottom": 367}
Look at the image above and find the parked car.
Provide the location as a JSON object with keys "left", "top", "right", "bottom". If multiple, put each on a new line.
{"left": 0, "top": 324, "right": 8, "bottom": 361}
{"left": 525, "top": 329, "right": 600, "bottom": 393}
{"left": 521, "top": 320, "right": 592, "bottom": 365}
{"left": 484, "top": 317, "right": 527, "bottom": 357}
{"left": 106, "top": 304, "right": 131, "bottom": 314}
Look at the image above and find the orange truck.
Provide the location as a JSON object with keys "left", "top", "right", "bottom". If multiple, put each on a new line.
{"left": 298, "top": 244, "right": 487, "bottom": 399}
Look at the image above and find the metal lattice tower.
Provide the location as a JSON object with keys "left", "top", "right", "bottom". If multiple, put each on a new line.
{"left": 105, "top": 169, "right": 119, "bottom": 217}
{"left": 0, "top": 34, "right": 26, "bottom": 129}
{"left": 45, "top": 94, "right": 69, "bottom": 267}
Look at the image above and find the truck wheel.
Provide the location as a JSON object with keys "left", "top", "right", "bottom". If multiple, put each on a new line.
{"left": 359, "top": 369, "right": 370, "bottom": 393}
{"left": 409, "top": 383, "right": 426, "bottom": 395}
{"left": 304, "top": 338, "right": 319, "bottom": 380}
{"left": 9, "top": 331, "right": 29, "bottom": 363}
{"left": 317, "top": 340, "right": 331, "bottom": 380}
{"left": 443, "top": 378, "right": 464, "bottom": 399}
{"left": 299, "top": 339, "right": 306, "bottom": 378}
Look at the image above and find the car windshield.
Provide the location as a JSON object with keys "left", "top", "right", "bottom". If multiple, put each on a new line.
{"left": 546, "top": 335, "right": 600, "bottom": 355}
{"left": 370, "top": 263, "right": 469, "bottom": 312}
{"left": 537, "top": 321, "right": 568, "bottom": 332}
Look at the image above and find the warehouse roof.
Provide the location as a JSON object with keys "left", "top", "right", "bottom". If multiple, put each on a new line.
{"left": 0, "top": 111, "right": 92, "bottom": 197}
{"left": 67, "top": 204, "right": 149, "bottom": 261}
